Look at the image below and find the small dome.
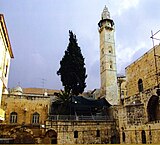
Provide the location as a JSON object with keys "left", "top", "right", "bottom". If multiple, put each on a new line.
{"left": 11, "top": 86, "right": 23, "bottom": 95}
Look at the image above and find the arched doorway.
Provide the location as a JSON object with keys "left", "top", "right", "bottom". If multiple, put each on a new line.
{"left": 141, "top": 130, "right": 146, "bottom": 144}
{"left": 44, "top": 130, "right": 57, "bottom": 144}
{"left": 147, "top": 95, "right": 159, "bottom": 121}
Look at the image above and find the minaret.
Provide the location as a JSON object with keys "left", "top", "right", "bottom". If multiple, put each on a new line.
{"left": 98, "top": 6, "right": 118, "bottom": 105}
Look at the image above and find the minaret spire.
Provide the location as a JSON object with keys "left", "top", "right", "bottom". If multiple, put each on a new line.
{"left": 101, "top": 5, "right": 110, "bottom": 20}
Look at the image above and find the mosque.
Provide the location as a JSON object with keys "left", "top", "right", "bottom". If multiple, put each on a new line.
{"left": 0, "top": 6, "right": 160, "bottom": 144}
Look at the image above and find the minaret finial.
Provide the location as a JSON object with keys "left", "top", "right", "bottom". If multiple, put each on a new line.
{"left": 101, "top": 5, "right": 110, "bottom": 20}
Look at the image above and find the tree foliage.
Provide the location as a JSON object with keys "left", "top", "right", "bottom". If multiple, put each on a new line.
{"left": 52, "top": 90, "right": 71, "bottom": 115}
{"left": 57, "top": 30, "right": 87, "bottom": 96}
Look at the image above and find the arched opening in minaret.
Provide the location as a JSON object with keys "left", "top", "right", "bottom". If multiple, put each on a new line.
{"left": 110, "top": 61, "right": 113, "bottom": 69}
{"left": 108, "top": 46, "right": 112, "bottom": 54}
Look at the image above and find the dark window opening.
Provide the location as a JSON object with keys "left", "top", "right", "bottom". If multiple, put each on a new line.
{"left": 122, "top": 132, "right": 125, "bottom": 142}
{"left": 5, "top": 65, "right": 8, "bottom": 77}
{"left": 138, "top": 79, "right": 143, "bottom": 92}
{"left": 147, "top": 95, "right": 159, "bottom": 121}
{"left": 74, "top": 131, "right": 78, "bottom": 138}
{"left": 96, "top": 130, "right": 100, "bottom": 137}
{"left": 141, "top": 130, "right": 146, "bottom": 144}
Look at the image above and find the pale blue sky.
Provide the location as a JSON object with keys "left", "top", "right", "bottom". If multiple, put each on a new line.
{"left": 0, "top": 0, "right": 160, "bottom": 90}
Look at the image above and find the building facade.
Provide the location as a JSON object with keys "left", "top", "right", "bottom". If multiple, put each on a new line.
{"left": 0, "top": 14, "right": 14, "bottom": 121}
{"left": 0, "top": 87, "right": 119, "bottom": 144}
{"left": 118, "top": 45, "right": 160, "bottom": 144}
{"left": 98, "top": 6, "right": 118, "bottom": 105}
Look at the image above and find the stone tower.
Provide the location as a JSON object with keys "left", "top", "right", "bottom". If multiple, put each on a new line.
{"left": 98, "top": 6, "right": 118, "bottom": 105}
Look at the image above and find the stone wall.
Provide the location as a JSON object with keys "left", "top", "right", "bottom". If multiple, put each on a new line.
{"left": 45, "top": 120, "right": 118, "bottom": 144}
{"left": 3, "top": 94, "right": 50, "bottom": 125}
{"left": 118, "top": 45, "right": 160, "bottom": 144}
{"left": 126, "top": 45, "right": 160, "bottom": 97}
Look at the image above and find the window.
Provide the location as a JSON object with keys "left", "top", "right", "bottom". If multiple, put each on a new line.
{"left": 96, "top": 130, "right": 100, "bottom": 137}
{"left": 110, "top": 61, "right": 113, "bottom": 69}
{"left": 108, "top": 46, "right": 112, "bottom": 54}
{"left": 10, "top": 112, "right": 17, "bottom": 123}
{"left": 74, "top": 131, "right": 78, "bottom": 138}
{"left": 138, "top": 79, "right": 143, "bottom": 92}
{"left": 141, "top": 130, "right": 146, "bottom": 144}
{"left": 101, "top": 48, "right": 104, "bottom": 55}
{"left": 5, "top": 65, "right": 8, "bottom": 77}
{"left": 122, "top": 132, "right": 125, "bottom": 142}
{"left": 32, "top": 112, "right": 39, "bottom": 124}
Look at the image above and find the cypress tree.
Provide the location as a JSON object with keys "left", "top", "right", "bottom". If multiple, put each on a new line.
{"left": 57, "top": 30, "right": 87, "bottom": 96}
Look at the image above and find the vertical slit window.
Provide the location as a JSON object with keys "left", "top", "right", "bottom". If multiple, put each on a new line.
{"left": 138, "top": 79, "right": 143, "bottom": 92}
{"left": 96, "top": 130, "right": 100, "bottom": 137}
{"left": 74, "top": 131, "right": 78, "bottom": 138}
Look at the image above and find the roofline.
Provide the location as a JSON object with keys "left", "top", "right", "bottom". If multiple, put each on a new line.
{"left": 125, "top": 45, "right": 159, "bottom": 70}
{"left": 0, "top": 14, "right": 14, "bottom": 58}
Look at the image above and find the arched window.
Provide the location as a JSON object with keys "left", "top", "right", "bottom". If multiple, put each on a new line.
{"left": 74, "top": 130, "right": 78, "bottom": 138}
{"left": 138, "top": 79, "right": 143, "bottom": 92}
{"left": 108, "top": 46, "right": 112, "bottom": 54}
{"left": 32, "top": 112, "right": 39, "bottom": 124}
{"left": 10, "top": 112, "right": 17, "bottom": 123}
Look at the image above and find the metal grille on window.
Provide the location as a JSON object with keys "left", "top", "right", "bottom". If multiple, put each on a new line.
{"left": 10, "top": 112, "right": 17, "bottom": 123}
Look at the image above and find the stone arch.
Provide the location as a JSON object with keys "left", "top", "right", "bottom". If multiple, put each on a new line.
{"left": 43, "top": 129, "right": 57, "bottom": 144}
{"left": 147, "top": 95, "right": 160, "bottom": 121}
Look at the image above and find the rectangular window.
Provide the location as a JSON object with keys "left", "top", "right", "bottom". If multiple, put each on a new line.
{"left": 32, "top": 113, "right": 39, "bottom": 124}
{"left": 96, "top": 130, "right": 100, "bottom": 137}
{"left": 10, "top": 112, "right": 17, "bottom": 123}
{"left": 74, "top": 131, "right": 78, "bottom": 138}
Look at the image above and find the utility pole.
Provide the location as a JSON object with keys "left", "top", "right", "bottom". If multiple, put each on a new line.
{"left": 150, "top": 30, "right": 160, "bottom": 88}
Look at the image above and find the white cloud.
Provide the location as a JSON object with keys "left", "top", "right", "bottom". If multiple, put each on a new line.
{"left": 112, "top": 0, "right": 140, "bottom": 16}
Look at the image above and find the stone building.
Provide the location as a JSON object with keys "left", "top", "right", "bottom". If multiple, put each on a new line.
{"left": 118, "top": 45, "right": 160, "bottom": 144}
{"left": 0, "top": 87, "right": 119, "bottom": 144}
{"left": 0, "top": 14, "right": 14, "bottom": 121}
{"left": 117, "top": 76, "right": 127, "bottom": 105}
{"left": 1, "top": 5, "right": 160, "bottom": 144}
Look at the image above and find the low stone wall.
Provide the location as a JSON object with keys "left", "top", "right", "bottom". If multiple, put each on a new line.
{"left": 44, "top": 120, "right": 119, "bottom": 144}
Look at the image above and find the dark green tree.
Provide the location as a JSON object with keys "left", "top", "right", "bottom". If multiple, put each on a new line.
{"left": 57, "top": 30, "right": 87, "bottom": 96}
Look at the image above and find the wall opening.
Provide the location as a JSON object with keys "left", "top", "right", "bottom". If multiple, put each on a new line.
{"left": 138, "top": 79, "right": 143, "bottom": 92}
{"left": 141, "top": 130, "right": 146, "bottom": 144}
{"left": 147, "top": 95, "right": 159, "bottom": 121}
